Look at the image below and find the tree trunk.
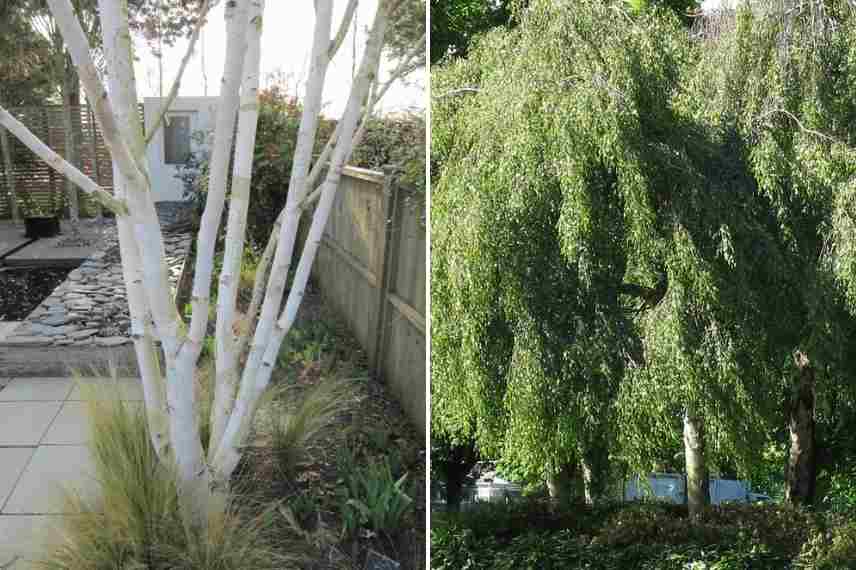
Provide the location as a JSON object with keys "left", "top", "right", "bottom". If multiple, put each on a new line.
{"left": 547, "top": 462, "right": 578, "bottom": 502}
{"left": 785, "top": 351, "right": 816, "bottom": 506}
{"left": 61, "top": 46, "right": 81, "bottom": 237}
{"left": 0, "top": 123, "right": 19, "bottom": 223}
{"left": 579, "top": 436, "right": 609, "bottom": 505}
{"left": 684, "top": 408, "right": 709, "bottom": 518}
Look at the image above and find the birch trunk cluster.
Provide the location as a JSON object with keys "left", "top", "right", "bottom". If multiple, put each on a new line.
{"left": 0, "top": 0, "right": 411, "bottom": 528}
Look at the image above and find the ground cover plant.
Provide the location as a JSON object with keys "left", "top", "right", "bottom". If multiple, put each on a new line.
{"left": 431, "top": 499, "right": 856, "bottom": 569}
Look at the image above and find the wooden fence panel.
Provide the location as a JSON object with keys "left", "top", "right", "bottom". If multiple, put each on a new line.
{"left": 0, "top": 104, "right": 119, "bottom": 219}
{"left": 312, "top": 166, "right": 426, "bottom": 435}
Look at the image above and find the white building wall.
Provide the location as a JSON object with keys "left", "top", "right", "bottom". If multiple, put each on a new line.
{"left": 143, "top": 97, "right": 218, "bottom": 202}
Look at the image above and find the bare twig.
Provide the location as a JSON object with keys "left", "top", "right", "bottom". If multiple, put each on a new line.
{"left": 329, "top": 0, "right": 359, "bottom": 58}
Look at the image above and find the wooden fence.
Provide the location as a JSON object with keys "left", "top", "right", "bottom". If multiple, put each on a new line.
{"left": 0, "top": 104, "right": 136, "bottom": 219}
{"left": 312, "top": 166, "right": 426, "bottom": 435}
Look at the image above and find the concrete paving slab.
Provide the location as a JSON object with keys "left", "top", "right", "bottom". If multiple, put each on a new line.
{"left": 0, "top": 323, "right": 20, "bottom": 342}
{"left": 2, "top": 446, "right": 98, "bottom": 514}
{"left": 3, "top": 220, "right": 108, "bottom": 266}
{"left": 40, "top": 403, "right": 89, "bottom": 446}
{"left": 0, "top": 403, "right": 62, "bottom": 446}
{"left": 0, "top": 223, "right": 29, "bottom": 259}
{"left": 0, "top": 449, "right": 35, "bottom": 510}
{"left": 68, "top": 378, "right": 143, "bottom": 401}
{"left": 0, "top": 378, "right": 73, "bottom": 402}
{"left": 0, "top": 515, "right": 57, "bottom": 568}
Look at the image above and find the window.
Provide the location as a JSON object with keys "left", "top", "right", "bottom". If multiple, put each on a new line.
{"left": 163, "top": 114, "right": 191, "bottom": 165}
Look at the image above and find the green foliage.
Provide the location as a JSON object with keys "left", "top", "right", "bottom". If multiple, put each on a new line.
{"left": 178, "top": 84, "right": 334, "bottom": 252}
{"left": 432, "top": 0, "right": 856, "bottom": 489}
{"left": 432, "top": 499, "right": 856, "bottom": 569}
{"left": 339, "top": 457, "right": 415, "bottom": 538}
{"left": 349, "top": 111, "right": 426, "bottom": 194}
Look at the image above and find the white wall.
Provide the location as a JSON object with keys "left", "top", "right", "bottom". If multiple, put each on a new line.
{"left": 144, "top": 97, "right": 217, "bottom": 202}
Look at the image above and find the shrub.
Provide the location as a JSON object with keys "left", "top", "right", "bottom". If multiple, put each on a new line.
{"left": 176, "top": 83, "right": 334, "bottom": 252}
{"left": 349, "top": 111, "right": 426, "bottom": 195}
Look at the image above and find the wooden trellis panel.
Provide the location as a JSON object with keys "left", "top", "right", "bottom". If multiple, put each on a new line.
{"left": 0, "top": 104, "right": 146, "bottom": 219}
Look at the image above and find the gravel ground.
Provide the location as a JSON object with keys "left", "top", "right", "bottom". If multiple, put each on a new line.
{"left": 0, "top": 266, "right": 76, "bottom": 321}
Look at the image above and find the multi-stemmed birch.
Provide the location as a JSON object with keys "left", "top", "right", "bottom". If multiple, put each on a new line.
{"left": 0, "top": 0, "right": 416, "bottom": 528}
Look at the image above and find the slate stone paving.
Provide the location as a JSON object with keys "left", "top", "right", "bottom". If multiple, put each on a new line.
{"left": 2, "top": 203, "right": 192, "bottom": 348}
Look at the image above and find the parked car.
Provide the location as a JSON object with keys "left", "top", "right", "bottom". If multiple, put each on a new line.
{"left": 624, "top": 473, "right": 767, "bottom": 505}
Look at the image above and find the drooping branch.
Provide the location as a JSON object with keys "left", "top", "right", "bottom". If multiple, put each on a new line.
{"left": 0, "top": 105, "right": 127, "bottom": 214}
{"left": 145, "top": 0, "right": 214, "bottom": 146}
{"left": 619, "top": 276, "right": 668, "bottom": 308}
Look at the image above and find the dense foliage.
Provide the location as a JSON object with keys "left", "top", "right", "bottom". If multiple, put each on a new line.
{"left": 178, "top": 85, "right": 334, "bottom": 251}
{"left": 432, "top": 500, "right": 856, "bottom": 569}
{"left": 431, "top": 0, "right": 856, "bottom": 501}
{"left": 349, "top": 111, "right": 426, "bottom": 194}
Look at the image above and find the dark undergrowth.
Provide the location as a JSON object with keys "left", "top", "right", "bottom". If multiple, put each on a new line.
{"left": 432, "top": 499, "right": 856, "bottom": 569}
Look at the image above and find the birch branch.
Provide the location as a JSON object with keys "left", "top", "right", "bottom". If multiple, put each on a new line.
{"left": 232, "top": 0, "right": 334, "bottom": 404}
{"left": 0, "top": 105, "right": 127, "bottom": 215}
{"left": 98, "top": 0, "right": 173, "bottom": 462}
{"left": 184, "top": 0, "right": 250, "bottom": 355}
{"left": 46, "top": 0, "right": 148, "bottom": 204}
{"left": 145, "top": 0, "right": 214, "bottom": 146}
{"left": 212, "top": 0, "right": 390, "bottom": 481}
{"left": 329, "top": 0, "right": 358, "bottom": 58}
{"left": 210, "top": 0, "right": 266, "bottom": 458}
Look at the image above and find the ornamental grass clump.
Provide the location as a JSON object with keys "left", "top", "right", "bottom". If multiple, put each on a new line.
{"left": 40, "top": 379, "right": 302, "bottom": 570}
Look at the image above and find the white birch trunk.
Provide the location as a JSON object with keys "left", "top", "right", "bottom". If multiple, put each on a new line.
{"left": 211, "top": 0, "right": 391, "bottom": 481}
{"left": 96, "top": 0, "right": 173, "bottom": 465}
{"left": 9, "top": 0, "right": 412, "bottom": 532}
{"left": 210, "top": 0, "right": 266, "bottom": 458}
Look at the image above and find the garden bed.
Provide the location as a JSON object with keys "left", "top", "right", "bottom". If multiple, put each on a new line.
{"left": 233, "top": 280, "right": 426, "bottom": 570}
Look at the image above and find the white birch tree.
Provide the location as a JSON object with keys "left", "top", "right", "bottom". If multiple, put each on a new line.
{"left": 0, "top": 0, "right": 420, "bottom": 529}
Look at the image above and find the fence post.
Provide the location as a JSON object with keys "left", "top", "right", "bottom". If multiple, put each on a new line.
{"left": 372, "top": 167, "right": 402, "bottom": 376}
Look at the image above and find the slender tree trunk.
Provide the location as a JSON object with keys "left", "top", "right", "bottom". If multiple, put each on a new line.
{"left": 547, "top": 462, "right": 577, "bottom": 502}
{"left": 580, "top": 448, "right": 608, "bottom": 506}
{"left": 684, "top": 408, "right": 709, "bottom": 518}
{"left": 785, "top": 351, "right": 816, "bottom": 506}
{"left": 62, "top": 58, "right": 81, "bottom": 237}
{"left": 0, "top": 123, "right": 19, "bottom": 223}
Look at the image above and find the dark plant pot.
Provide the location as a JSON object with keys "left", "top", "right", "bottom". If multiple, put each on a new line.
{"left": 24, "top": 216, "right": 61, "bottom": 238}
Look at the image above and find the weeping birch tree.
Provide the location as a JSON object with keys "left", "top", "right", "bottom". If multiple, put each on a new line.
{"left": 0, "top": 0, "right": 422, "bottom": 529}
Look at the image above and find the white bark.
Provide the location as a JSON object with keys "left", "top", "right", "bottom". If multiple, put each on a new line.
{"left": 184, "top": 0, "right": 250, "bottom": 357}
{"left": 9, "top": 0, "right": 411, "bottom": 531}
{"left": 0, "top": 105, "right": 126, "bottom": 214}
{"left": 211, "top": 0, "right": 391, "bottom": 480}
{"left": 225, "top": 0, "right": 335, "bottom": 463}
{"left": 97, "top": 0, "right": 172, "bottom": 464}
{"left": 210, "top": 0, "right": 266, "bottom": 458}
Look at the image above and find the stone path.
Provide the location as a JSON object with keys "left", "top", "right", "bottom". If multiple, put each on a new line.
{"left": 0, "top": 376, "right": 142, "bottom": 569}
{"left": 1, "top": 204, "right": 192, "bottom": 348}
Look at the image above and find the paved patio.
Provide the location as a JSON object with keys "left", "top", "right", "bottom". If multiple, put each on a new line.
{"left": 0, "top": 376, "right": 142, "bottom": 569}
{"left": 0, "top": 219, "right": 109, "bottom": 266}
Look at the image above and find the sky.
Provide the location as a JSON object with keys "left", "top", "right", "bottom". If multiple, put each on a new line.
{"left": 132, "top": 0, "right": 425, "bottom": 118}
